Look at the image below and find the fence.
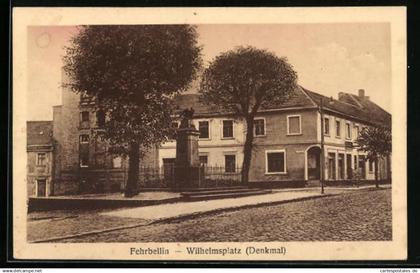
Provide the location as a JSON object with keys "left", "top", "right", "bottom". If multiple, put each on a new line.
{"left": 137, "top": 164, "right": 242, "bottom": 189}
{"left": 201, "top": 166, "right": 242, "bottom": 188}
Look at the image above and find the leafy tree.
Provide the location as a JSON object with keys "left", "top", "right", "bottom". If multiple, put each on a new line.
{"left": 356, "top": 126, "right": 392, "bottom": 187}
{"left": 199, "top": 46, "right": 297, "bottom": 184}
{"left": 63, "top": 25, "right": 202, "bottom": 197}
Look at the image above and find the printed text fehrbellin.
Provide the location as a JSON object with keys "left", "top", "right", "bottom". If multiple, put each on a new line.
{"left": 130, "top": 246, "right": 287, "bottom": 256}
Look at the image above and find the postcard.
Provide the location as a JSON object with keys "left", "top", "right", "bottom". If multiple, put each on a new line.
{"left": 13, "top": 7, "right": 407, "bottom": 260}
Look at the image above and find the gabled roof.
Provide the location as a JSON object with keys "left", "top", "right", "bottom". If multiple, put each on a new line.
{"left": 27, "top": 121, "right": 53, "bottom": 146}
{"left": 172, "top": 86, "right": 391, "bottom": 128}
{"left": 173, "top": 85, "right": 316, "bottom": 116}
{"left": 301, "top": 88, "right": 391, "bottom": 127}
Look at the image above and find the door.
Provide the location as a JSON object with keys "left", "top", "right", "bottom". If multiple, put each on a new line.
{"left": 338, "top": 154, "right": 345, "bottom": 180}
{"left": 346, "top": 154, "right": 353, "bottom": 179}
{"left": 307, "top": 147, "right": 321, "bottom": 180}
{"left": 36, "top": 179, "right": 46, "bottom": 197}
{"left": 162, "top": 158, "right": 175, "bottom": 181}
{"left": 359, "top": 155, "right": 366, "bottom": 179}
{"left": 327, "top": 153, "right": 336, "bottom": 180}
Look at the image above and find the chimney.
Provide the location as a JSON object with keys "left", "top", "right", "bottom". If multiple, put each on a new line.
{"left": 358, "top": 89, "right": 365, "bottom": 98}
{"left": 338, "top": 92, "right": 345, "bottom": 101}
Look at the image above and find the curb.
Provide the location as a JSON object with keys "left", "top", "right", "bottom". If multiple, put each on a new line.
{"left": 150, "top": 193, "right": 337, "bottom": 225}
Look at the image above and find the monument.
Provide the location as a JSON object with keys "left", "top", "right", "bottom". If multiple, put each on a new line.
{"left": 173, "top": 108, "right": 203, "bottom": 190}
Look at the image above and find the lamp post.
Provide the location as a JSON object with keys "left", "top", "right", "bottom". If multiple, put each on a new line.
{"left": 319, "top": 98, "right": 325, "bottom": 194}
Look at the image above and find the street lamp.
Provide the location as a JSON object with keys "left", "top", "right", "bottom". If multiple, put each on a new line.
{"left": 319, "top": 98, "right": 325, "bottom": 195}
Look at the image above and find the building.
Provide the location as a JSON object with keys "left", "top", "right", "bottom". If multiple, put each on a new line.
{"left": 27, "top": 121, "right": 54, "bottom": 197}
{"left": 50, "top": 72, "right": 126, "bottom": 195}
{"left": 29, "top": 71, "right": 391, "bottom": 195}
{"left": 154, "top": 87, "right": 391, "bottom": 186}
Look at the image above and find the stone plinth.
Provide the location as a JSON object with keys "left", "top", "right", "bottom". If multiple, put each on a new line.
{"left": 173, "top": 125, "right": 203, "bottom": 190}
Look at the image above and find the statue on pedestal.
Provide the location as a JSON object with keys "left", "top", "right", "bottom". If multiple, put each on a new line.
{"left": 179, "top": 107, "right": 195, "bottom": 129}
{"left": 173, "top": 107, "right": 203, "bottom": 190}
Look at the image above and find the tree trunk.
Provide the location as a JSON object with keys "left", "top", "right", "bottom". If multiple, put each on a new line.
{"left": 124, "top": 141, "right": 140, "bottom": 197}
{"left": 374, "top": 157, "right": 379, "bottom": 188}
{"left": 386, "top": 154, "right": 391, "bottom": 183}
{"left": 241, "top": 117, "right": 255, "bottom": 185}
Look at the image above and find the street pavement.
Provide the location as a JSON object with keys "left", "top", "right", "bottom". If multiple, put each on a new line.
{"left": 27, "top": 187, "right": 391, "bottom": 243}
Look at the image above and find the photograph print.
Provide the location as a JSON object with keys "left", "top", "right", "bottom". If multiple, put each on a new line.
{"left": 13, "top": 7, "right": 407, "bottom": 260}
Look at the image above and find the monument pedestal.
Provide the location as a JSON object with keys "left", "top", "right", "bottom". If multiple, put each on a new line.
{"left": 172, "top": 124, "right": 203, "bottom": 191}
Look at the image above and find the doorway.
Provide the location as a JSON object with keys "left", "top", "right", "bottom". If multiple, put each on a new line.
{"left": 327, "top": 153, "right": 336, "bottom": 180}
{"left": 36, "top": 179, "right": 46, "bottom": 197}
{"left": 346, "top": 154, "right": 353, "bottom": 179}
{"left": 307, "top": 146, "right": 321, "bottom": 180}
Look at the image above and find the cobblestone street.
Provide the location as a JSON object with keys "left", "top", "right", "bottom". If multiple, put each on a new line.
{"left": 54, "top": 188, "right": 391, "bottom": 242}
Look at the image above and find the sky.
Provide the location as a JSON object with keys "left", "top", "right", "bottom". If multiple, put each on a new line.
{"left": 27, "top": 23, "right": 391, "bottom": 120}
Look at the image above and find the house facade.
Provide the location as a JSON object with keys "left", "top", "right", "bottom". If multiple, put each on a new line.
{"left": 29, "top": 71, "right": 391, "bottom": 195}
{"left": 27, "top": 121, "right": 55, "bottom": 197}
{"left": 153, "top": 87, "right": 391, "bottom": 186}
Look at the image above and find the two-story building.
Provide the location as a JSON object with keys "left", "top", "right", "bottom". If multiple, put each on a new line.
{"left": 151, "top": 87, "right": 391, "bottom": 187}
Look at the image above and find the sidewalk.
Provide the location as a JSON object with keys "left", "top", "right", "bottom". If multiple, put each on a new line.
{"left": 101, "top": 185, "right": 390, "bottom": 221}
{"left": 101, "top": 188, "right": 333, "bottom": 220}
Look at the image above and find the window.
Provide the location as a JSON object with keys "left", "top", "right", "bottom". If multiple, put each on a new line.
{"left": 79, "top": 134, "right": 90, "bottom": 143}
{"left": 96, "top": 110, "right": 105, "bottom": 127}
{"left": 266, "top": 150, "right": 286, "bottom": 174}
{"left": 222, "top": 120, "right": 233, "bottom": 138}
{"left": 224, "top": 154, "right": 236, "bottom": 173}
{"left": 199, "top": 155, "right": 208, "bottom": 166}
{"left": 287, "top": 115, "right": 301, "bottom": 135}
{"left": 335, "top": 120, "right": 341, "bottom": 137}
{"left": 324, "top": 117, "right": 330, "bottom": 135}
{"left": 81, "top": 111, "right": 90, "bottom": 122}
{"left": 354, "top": 155, "right": 358, "bottom": 169}
{"left": 80, "top": 143, "right": 89, "bottom": 167}
{"left": 254, "top": 119, "right": 265, "bottom": 136}
{"left": 369, "top": 160, "right": 374, "bottom": 172}
{"left": 37, "top": 153, "right": 46, "bottom": 166}
{"left": 80, "top": 151, "right": 89, "bottom": 167}
{"left": 112, "top": 156, "right": 122, "bottom": 168}
{"left": 198, "top": 121, "right": 209, "bottom": 139}
{"left": 355, "top": 126, "right": 360, "bottom": 139}
{"left": 346, "top": 123, "right": 352, "bottom": 139}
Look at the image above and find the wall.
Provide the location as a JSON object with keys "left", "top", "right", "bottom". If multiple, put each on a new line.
{"left": 27, "top": 150, "right": 53, "bottom": 197}
{"left": 156, "top": 109, "right": 318, "bottom": 183}
{"left": 321, "top": 112, "right": 386, "bottom": 181}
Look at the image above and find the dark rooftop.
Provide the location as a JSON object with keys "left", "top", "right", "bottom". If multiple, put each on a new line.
{"left": 173, "top": 86, "right": 391, "bottom": 127}
{"left": 27, "top": 121, "right": 53, "bottom": 146}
